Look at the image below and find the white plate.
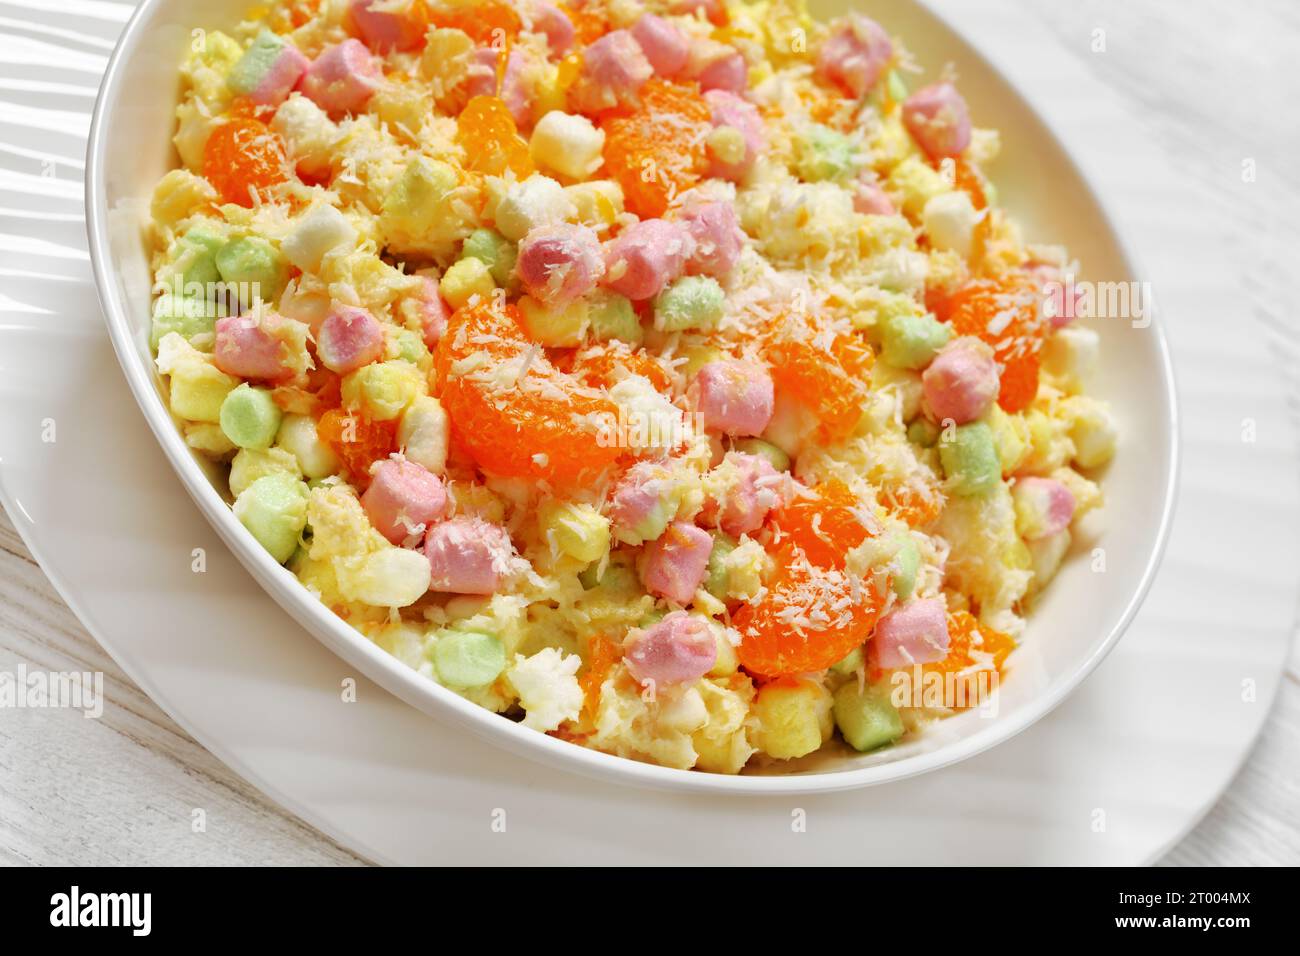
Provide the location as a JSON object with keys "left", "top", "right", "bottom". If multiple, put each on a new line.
{"left": 1, "top": 0, "right": 1296, "bottom": 862}
{"left": 84, "top": 0, "right": 1179, "bottom": 792}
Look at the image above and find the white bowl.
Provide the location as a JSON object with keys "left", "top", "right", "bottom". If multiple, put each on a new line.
{"left": 86, "top": 0, "right": 1178, "bottom": 794}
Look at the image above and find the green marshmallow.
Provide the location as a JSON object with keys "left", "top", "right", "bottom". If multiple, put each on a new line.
{"left": 886, "top": 69, "right": 908, "bottom": 104}
{"left": 460, "top": 228, "right": 518, "bottom": 287}
{"left": 226, "top": 30, "right": 286, "bottom": 97}
{"left": 233, "top": 472, "right": 308, "bottom": 564}
{"left": 579, "top": 560, "right": 639, "bottom": 594}
{"left": 796, "top": 123, "right": 857, "bottom": 183}
{"left": 586, "top": 290, "right": 642, "bottom": 344}
{"left": 907, "top": 417, "right": 940, "bottom": 448}
{"left": 654, "top": 276, "right": 724, "bottom": 333}
{"left": 433, "top": 629, "right": 507, "bottom": 688}
{"left": 229, "top": 446, "right": 300, "bottom": 499}
{"left": 732, "top": 437, "right": 790, "bottom": 472}
{"left": 834, "top": 681, "right": 904, "bottom": 752}
{"left": 857, "top": 531, "right": 921, "bottom": 600}
{"left": 150, "top": 293, "right": 222, "bottom": 351}
{"left": 939, "top": 421, "right": 1002, "bottom": 496}
{"left": 387, "top": 327, "right": 432, "bottom": 369}
{"left": 830, "top": 646, "right": 864, "bottom": 676}
{"left": 881, "top": 312, "right": 952, "bottom": 370}
{"left": 638, "top": 608, "right": 666, "bottom": 629}
{"left": 215, "top": 236, "right": 289, "bottom": 307}
{"left": 704, "top": 532, "right": 737, "bottom": 600}
{"left": 159, "top": 226, "right": 225, "bottom": 294}
{"left": 219, "top": 383, "right": 283, "bottom": 449}
{"left": 891, "top": 535, "right": 921, "bottom": 600}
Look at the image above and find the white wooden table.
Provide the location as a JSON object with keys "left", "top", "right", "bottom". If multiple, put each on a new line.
{"left": 1, "top": 0, "right": 1297, "bottom": 866}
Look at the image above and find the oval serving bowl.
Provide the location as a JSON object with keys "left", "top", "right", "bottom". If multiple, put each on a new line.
{"left": 86, "top": 0, "right": 1178, "bottom": 794}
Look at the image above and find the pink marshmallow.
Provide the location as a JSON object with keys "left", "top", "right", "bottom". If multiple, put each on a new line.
{"left": 922, "top": 337, "right": 999, "bottom": 425}
{"left": 349, "top": 0, "right": 427, "bottom": 53}
{"left": 531, "top": 2, "right": 576, "bottom": 57}
{"left": 694, "top": 360, "right": 774, "bottom": 437}
{"left": 316, "top": 306, "right": 384, "bottom": 375}
{"left": 362, "top": 458, "right": 448, "bottom": 544}
{"left": 704, "top": 89, "right": 764, "bottom": 181}
{"left": 630, "top": 14, "right": 689, "bottom": 77}
{"left": 624, "top": 611, "right": 718, "bottom": 687}
{"left": 298, "top": 39, "right": 382, "bottom": 115}
{"left": 424, "top": 516, "right": 515, "bottom": 594}
{"left": 572, "top": 29, "right": 653, "bottom": 113}
{"left": 713, "top": 452, "right": 783, "bottom": 538}
{"left": 415, "top": 277, "right": 449, "bottom": 347}
{"left": 902, "top": 82, "right": 972, "bottom": 160}
{"left": 228, "top": 32, "right": 310, "bottom": 107}
{"left": 682, "top": 201, "right": 743, "bottom": 279}
{"left": 608, "top": 461, "right": 674, "bottom": 543}
{"left": 874, "top": 598, "right": 950, "bottom": 668}
{"left": 499, "top": 50, "right": 531, "bottom": 126}
{"left": 1014, "top": 477, "right": 1076, "bottom": 540}
{"left": 641, "top": 521, "right": 713, "bottom": 604}
{"left": 463, "top": 47, "right": 502, "bottom": 100}
{"left": 852, "top": 179, "right": 896, "bottom": 216}
{"left": 257, "top": 46, "right": 309, "bottom": 105}
{"left": 816, "top": 14, "right": 893, "bottom": 99}
{"left": 516, "top": 223, "right": 604, "bottom": 306}
{"left": 696, "top": 51, "right": 747, "bottom": 94}
{"left": 602, "top": 219, "right": 692, "bottom": 300}
{"left": 245, "top": 45, "right": 310, "bottom": 107}
{"left": 214, "top": 313, "right": 293, "bottom": 382}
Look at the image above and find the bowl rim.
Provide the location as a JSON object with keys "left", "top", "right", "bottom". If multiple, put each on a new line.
{"left": 84, "top": 0, "right": 1181, "bottom": 796}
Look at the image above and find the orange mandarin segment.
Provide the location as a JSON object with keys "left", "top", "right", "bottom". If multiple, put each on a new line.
{"left": 734, "top": 544, "right": 884, "bottom": 677}
{"left": 769, "top": 479, "right": 875, "bottom": 570}
{"left": 580, "top": 634, "right": 621, "bottom": 721}
{"left": 317, "top": 407, "right": 399, "bottom": 488}
{"left": 600, "top": 79, "right": 710, "bottom": 218}
{"left": 561, "top": 2, "right": 607, "bottom": 44}
{"left": 428, "top": 0, "right": 520, "bottom": 44}
{"left": 928, "top": 609, "right": 1016, "bottom": 676}
{"left": 948, "top": 158, "right": 987, "bottom": 210}
{"left": 202, "top": 114, "right": 290, "bottom": 206}
{"left": 456, "top": 96, "right": 534, "bottom": 179}
{"left": 571, "top": 342, "right": 671, "bottom": 392}
{"left": 880, "top": 476, "right": 945, "bottom": 528}
{"left": 435, "top": 300, "right": 622, "bottom": 486}
{"left": 929, "top": 274, "right": 1046, "bottom": 413}
{"left": 767, "top": 335, "right": 869, "bottom": 443}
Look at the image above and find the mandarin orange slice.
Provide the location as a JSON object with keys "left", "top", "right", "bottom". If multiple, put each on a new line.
{"left": 734, "top": 543, "right": 884, "bottom": 677}
{"left": 202, "top": 112, "right": 290, "bottom": 206}
{"left": 317, "top": 407, "right": 399, "bottom": 488}
{"left": 928, "top": 274, "right": 1046, "bottom": 413}
{"left": 600, "top": 79, "right": 710, "bottom": 218}
{"left": 435, "top": 299, "right": 623, "bottom": 486}
{"left": 456, "top": 95, "right": 534, "bottom": 179}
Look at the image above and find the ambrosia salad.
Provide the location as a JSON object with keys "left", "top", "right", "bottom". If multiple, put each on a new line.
{"left": 147, "top": 0, "right": 1117, "bottom": 772}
